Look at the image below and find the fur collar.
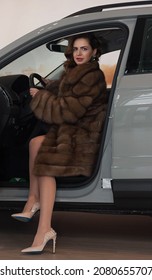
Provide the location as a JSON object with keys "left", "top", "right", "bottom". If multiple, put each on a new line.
{"left": 63, "top": 61, "right": 100, "bottom": 85}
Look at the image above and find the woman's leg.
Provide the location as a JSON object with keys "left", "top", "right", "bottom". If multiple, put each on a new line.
{"left": 23, "top": 135, "right": 45, "bottom": 212}
{"left": 30, "top": 176, "right": 56, "bottom": 247}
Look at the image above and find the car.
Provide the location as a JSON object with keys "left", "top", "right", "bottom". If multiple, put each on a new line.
{"left": 1, "top": 0, "right": 152, "bottom": 214}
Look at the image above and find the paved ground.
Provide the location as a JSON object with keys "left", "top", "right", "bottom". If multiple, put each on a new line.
{"left": 0, "top": 210, "right": 152, "bottom": 260}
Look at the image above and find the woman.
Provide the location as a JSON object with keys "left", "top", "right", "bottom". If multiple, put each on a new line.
{"left": 11, "top": 33, "right": 107, "bottom": 253}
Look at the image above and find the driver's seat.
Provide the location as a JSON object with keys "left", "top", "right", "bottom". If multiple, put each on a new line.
{"left": 0, "top": 75, "right": 31, "bottom": 146}
{"left": 0, "top": 85, "right": 20, "bottom": 146}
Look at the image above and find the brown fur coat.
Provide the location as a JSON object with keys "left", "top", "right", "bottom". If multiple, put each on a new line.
{"left": 30, "top": 61, "right": 107, "bottom": 177}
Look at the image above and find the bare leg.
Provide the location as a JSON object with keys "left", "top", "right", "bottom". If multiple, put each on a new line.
{"left": 31, "top": 176, "right": 56, "bottom": 247}
{"left": 23, "top": 135, "right": 45, "bottom": 212}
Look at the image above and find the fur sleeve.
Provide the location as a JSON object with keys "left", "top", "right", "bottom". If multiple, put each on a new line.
{"left": 30, "top": 70, "right": 106, "bottom": 125}
{"left": 30, "top": 90, "right": 86, "bottom": 124}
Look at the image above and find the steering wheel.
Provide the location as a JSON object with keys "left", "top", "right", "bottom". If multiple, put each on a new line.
{"left": 29, "top": 73, "right": 46, "bottom": 89}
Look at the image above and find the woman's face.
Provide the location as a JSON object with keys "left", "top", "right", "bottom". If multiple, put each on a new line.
{"left": 72, "top": 38, "right": 97, "bottom": 65}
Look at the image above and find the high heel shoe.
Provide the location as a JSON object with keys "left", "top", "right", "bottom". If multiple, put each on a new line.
{"left": 11, "top": 202, "right": 40, "bottom": 222}
{"left": 21, "top": 229, "right": 57, "bottom": 254}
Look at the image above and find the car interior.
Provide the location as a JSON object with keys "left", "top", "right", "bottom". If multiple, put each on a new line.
{"left": 0, "top": 28, "right": 127, "bottom": 190}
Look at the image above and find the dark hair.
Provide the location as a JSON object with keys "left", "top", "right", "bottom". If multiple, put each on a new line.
{"left": 64, "top": 32, "right": 104, "bottom": 69}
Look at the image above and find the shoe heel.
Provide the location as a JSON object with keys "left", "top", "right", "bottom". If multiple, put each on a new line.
{"left": 52, "top": 236, "right": 56, "bottom": 253}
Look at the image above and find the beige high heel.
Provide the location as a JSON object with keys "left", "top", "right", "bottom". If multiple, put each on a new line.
{"left": 11, "top": 202, "right": 40, "bottom": 222}
{"left": 21, "top": 228, "right": 57, "bottom": 253}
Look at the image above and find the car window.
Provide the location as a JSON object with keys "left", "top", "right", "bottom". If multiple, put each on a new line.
{"left": 140, "top": 18, "right": 152, "bottom": 72}
{"left": 100, "top": 50, "right": 120, "bottom": 88}
{"left": 126, "top": 17, "right": 152, "bottom": 74}
{"left": 0, "top": 43, "right": 66, "bottom": 77}
{"left": 0, "top": 29, "right": 123, "bottom": 88}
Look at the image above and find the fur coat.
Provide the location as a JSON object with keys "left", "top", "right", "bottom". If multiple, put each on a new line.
{"left": 30, "top": 61, "right": 107, "bottom": 177}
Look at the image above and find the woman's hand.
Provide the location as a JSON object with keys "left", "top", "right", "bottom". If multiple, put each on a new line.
{"left": 29, "top": 88, "right": 39, "bottom": 98}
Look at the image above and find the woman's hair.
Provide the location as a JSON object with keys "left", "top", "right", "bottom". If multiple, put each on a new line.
{"left": 64, "top": 32, "right": 105, "bottom": 69}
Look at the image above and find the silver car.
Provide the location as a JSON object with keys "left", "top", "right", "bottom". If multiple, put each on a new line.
{"left": 0, "top": 1, "right": 152, "bottom": 213}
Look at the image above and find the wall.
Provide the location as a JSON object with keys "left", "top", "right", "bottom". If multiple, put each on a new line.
{"left": 0, "top": 0, "right": 141, "bottom": 49}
